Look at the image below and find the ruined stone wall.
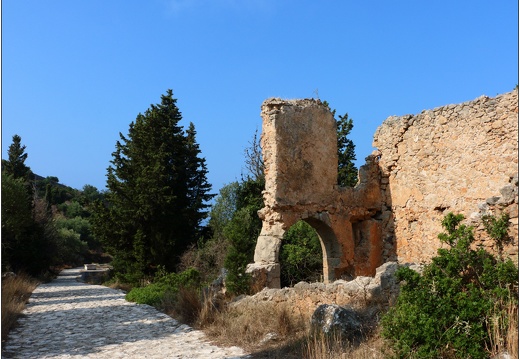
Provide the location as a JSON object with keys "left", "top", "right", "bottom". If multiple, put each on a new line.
{"left": 237, "top": 262, "right": 400, "bottom": 321}
{"left": 247, "top": 90, "right": 517, "bottom": 291}
{"left": 248, "top": 98, "right": 383, "bottom": 289}
{"left": 261, "top": 98, "right": 338, "bottom": 207}
{"left": 374, "top": 89, "right": 519, "bottom": 264}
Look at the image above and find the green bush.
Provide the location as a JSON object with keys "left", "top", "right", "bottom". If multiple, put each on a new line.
{"left": 125, "top": 282, "right": 167, "bottom": 307}
{"left": 381, "top": 213, "right": 518, "bottom": 358}
{"left": 280, "top": 220, "right": 323, "bottom": 287}
{"left": 125, "top": 268, "right": 201, "bottom": 307}
{"left": 55, "top": 228, "right": 89, "bottom": 266}
{"left": 223, "top": 207, "right": 257, "bottom": 295}
{"left": 223, "top": 178, "right": 264, "bottom": 295}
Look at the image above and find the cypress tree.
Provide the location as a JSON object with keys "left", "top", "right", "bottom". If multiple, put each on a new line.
{"left": 91, "top": 90, "right": 214, "bottom": 280}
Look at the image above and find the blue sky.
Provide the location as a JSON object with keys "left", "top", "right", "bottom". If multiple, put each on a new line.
{"left": 2, "top": 0, "right": 518, "bottom": 193}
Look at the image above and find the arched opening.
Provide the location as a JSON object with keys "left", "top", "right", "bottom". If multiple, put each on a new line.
{"left": 279, "top": 220, "right": 323, "bottom": 287}
{"left": 305, "top": 216, "right": 342, "bottom": 283}
{"left": 279, "top": 216, "right": 341, "bottom": 287}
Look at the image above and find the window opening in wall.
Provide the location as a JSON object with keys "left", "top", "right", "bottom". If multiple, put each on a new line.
{"left": 279, "top": 220, "right": 323, "bottom": 287}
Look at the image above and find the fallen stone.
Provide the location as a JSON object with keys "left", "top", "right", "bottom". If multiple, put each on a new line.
{"left": 310, "top": 304, "right": 362, "bottom": 341}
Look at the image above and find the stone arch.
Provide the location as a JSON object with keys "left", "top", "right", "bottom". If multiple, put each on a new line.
{"left": 302, "top": 216, "right": 341, "bottom": 284}
{"left": 246, "top": 97, "right": 383, "bottom": 289}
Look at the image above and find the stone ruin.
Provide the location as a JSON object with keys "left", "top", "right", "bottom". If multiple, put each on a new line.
{"left": 246, "top": 89, "right": 519, "bottom": 289}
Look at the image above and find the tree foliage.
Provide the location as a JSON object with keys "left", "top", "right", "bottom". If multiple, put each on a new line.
{"left": 381, "top": 213, "right": 518, "bottom": 358}
{"left": 2, "top": 172, "right": 36, "bottom": 272}
{"left": 335, "top": 112, "right": 357, "bottom": 187}
{"left": 178, "top": 181, "right": 240, "bottom": 283}
{"left": 1, "top": 136, "right": 56, "bottom": 275}
{"left": 208, "top": 182, "right": 240, "bottom": 241}
{"left": 223, "top": 177, "right": 264, "bottom": 294}
{"left": 0, "top": 133, "right": 135, "bottom": 275}
{"left": 91, "top": 90, "right": 214, "bottom": 282}
{"left": 322, "top": 101, "right": 358, "bottom": 187}
{"left": 280, "top": 220, "right": 323, "bottom": 287}
{"left": 2, "top": 134, "right": 34, "bottom": 183}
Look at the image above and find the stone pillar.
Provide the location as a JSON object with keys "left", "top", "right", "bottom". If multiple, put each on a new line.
{"left": 246, "top": 221, "right": 284, "bottom": 289}
{"left": 247, "top": 98, "right": 338, "bottom": 289}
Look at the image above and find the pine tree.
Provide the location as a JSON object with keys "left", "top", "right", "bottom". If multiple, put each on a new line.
{"left": 336, "top": 112, "right": 358, "bottom": 187}
{"left": 91, "top": 90, "right": 214, "bottom": 280}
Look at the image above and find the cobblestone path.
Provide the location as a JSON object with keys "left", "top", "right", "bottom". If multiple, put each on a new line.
{"left": 2, "top": 268, "right": 248, "bottom": 358}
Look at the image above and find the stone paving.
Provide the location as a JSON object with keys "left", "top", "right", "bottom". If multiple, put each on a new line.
{"left": 2, "top": 268, "right": 249, "bottom": 358}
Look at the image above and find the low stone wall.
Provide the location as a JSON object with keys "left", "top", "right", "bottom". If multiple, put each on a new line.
{"left": 235, "top": 262, "right": 401, "bottom": 319}
{"left": 374, "top": 89, "right": 518, "bottom": 264}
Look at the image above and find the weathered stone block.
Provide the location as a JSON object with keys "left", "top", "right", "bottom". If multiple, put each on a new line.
{"left": 310, "top": 304, "right": 362, "bottom": 340}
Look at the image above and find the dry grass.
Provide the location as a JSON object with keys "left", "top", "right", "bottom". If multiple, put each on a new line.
{"left": 1, "top": 273, "right": 39, "bottom": 341}
{"left": 302, "top": 327, "right": 391, "bottom": 359}
{"left": 160, "top": 287, "right": 203, "bottom": 325}
{"left": 201, "top": 299, "right": 308, "bottom": 353}
{"left": 486, "top": 296, "right": 519, "bottom": 359}
{"left": 197, "top": 297, "right": 391, "bottom": 358}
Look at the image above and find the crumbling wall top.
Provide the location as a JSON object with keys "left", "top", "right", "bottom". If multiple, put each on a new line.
{"left": 261, "top": 98, "right": 338, "bottom": 207}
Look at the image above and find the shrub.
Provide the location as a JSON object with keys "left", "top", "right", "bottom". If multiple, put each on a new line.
{"left": 223, "top": 207, "right": 257, "bottom": 295}
{"left": 125, "top": 281, "right": 167, "bottom": 307}
{"left": 381, "top": 213, "right": 518, "bottom": 358}
{"left": 125, "top": 268, "right": 201, "bottom": 307}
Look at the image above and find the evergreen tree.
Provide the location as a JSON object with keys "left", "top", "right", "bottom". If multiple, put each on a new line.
{"left": 1, "top": 173, "right": 33, "bottom": 271}
{"left": 185, "top": 123, "right": 214, "bottom": 236}
{"left": 2, "top": 134, "right": 34, "bottom": 199}
{"left": 91, "top": 90, "right": 214, "bottom": 281}
{"left": 322, "top": 102, "right": 358, "bottom": 187}
{"left": 2, "top": 135, "right": 33, "bottom": 181}
{"left": 223, "top": 176, "right": 264, "bottom": 294}
{"left": 336, "top": 112, "right": 357, "bottom": 187}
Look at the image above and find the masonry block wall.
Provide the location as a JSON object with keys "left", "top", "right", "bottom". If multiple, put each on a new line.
{"left": 248, "top": 89, "right": 518, "bottom": 290}
{"left": 373, "top": 89, "right": 519, "bottom": 264}
{"left": 247, "top": 98, "right": 383, "bottom": 289}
